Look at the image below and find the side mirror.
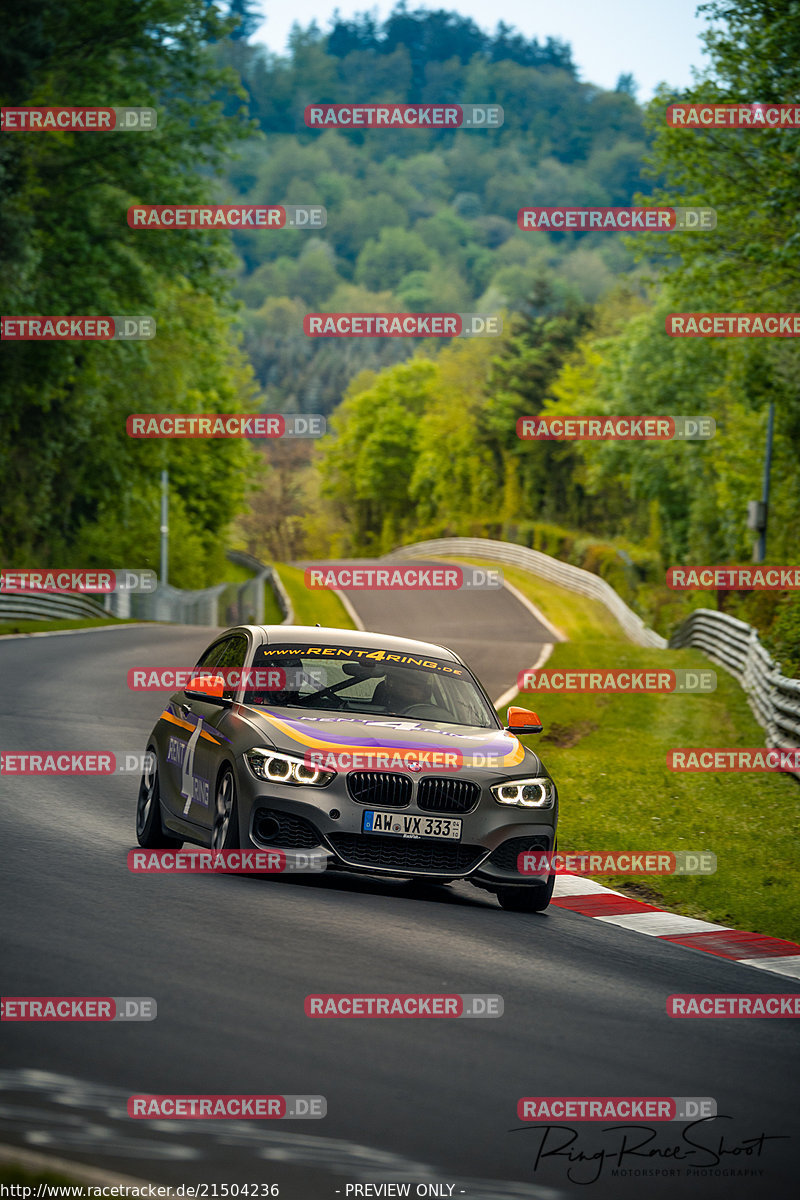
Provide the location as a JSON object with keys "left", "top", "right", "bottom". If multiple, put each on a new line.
{"left": 184, "top": 673, "right": 231, "bottom": 706}
{"left": 505, "top": 705, "right": 543, "bottom": 735}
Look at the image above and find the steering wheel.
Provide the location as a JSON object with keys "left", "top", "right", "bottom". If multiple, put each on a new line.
{"left": 401, "top": 703, "right": 454, "bottom": 721}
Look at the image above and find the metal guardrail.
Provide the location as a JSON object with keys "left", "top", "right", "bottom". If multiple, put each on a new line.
{"left": 1, "top": 554, "right": 292, "bottom": 627}
{"left": 107, "top": 553, "right": 292, "bottom": 625}
{"left": 384, "top": 536, "right": 667, "bottom": 649}
{"left": 225, "top": 551, "right": 295, "bottom": 625}
{"left": 5, "top": 538, "right": 796, "bottom": 778}
{"left": 0, "top": 593, "right": 109, "bottom": 621}
{"left": 386, "top": 536, "right": 798, "bottom": 779}
{"left": 109, "top": 581, "right": 228, "bottom": 624}
{"left": 669, "top": 608, "right": 800, "bottom": 775}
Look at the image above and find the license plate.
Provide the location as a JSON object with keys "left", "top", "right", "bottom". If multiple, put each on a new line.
{"left": 362, "top": 810, "right": 462, "bottom": 840}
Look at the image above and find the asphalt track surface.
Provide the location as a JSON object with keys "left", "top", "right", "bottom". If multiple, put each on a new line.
{"left": 1, "top": 622, "right": 800, "bottom": 1200}
{"left": 302, "top": 559, "right": 556, "bottom": 702}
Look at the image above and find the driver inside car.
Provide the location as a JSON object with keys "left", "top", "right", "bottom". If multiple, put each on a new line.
{"left": 380, "top": 668, "right": 435, "bottom": 715}
{"left": 246, "top": 659, "right": 304, "bottom": 708}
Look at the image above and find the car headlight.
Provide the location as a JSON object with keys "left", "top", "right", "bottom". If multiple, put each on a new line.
{"left": 245, "top": 748, "right": 335, "bottom": 788}
{"left": 491, "top": 777, "right": 555, "bottom": 809}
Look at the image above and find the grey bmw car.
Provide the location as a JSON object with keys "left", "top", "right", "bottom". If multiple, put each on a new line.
{"left": 135, "top": 625, "right": 558, "bottom": 911}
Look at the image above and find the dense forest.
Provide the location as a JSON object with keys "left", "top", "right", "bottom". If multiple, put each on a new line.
{"left": 2, "top": 0, "right": 799, "bottom": 658}
{"left": 216, "top": 6, "right": 648, "bottom": 411}
{"left": 230, "top": 2, "right": 800, "bottom": 652}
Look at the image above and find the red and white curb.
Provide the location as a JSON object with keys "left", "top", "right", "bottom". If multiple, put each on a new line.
{"left": 552, "top": 875, "right": 800, "bottom": 980}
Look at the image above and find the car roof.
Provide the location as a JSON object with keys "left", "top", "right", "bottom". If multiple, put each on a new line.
{"left": 233, "top": 624, "right": 462, "bottom": 663}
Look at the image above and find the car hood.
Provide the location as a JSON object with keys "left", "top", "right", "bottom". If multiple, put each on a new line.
{"left": 241, "top": 706, "right": 543, "bottom": 775}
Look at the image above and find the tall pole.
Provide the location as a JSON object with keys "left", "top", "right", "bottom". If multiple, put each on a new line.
{"left": 160, "top": 469, "right": 169, "bottom": 586}
{"left": 757, "top": 402, "right": 775, "bottom": 564}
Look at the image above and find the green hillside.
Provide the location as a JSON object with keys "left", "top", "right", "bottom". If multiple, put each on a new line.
{"left": 216, "top": 7, "right": 651, "bottom": 412}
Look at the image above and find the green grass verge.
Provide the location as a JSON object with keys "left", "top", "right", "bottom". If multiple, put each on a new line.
{"left": 224, "top": 560, "right": 257, "bottom": 585}
{"left": 0, "top": 1164, "right": 91, "bottom": 1192}
{"left": 273, "top": 563, "right": 356, "bottom": 630}
{"left": 263, "top": 576, "right": 284, "bottom": 624}
{"left": 465, "top": 557, "right": 800, "bottom": 943}
{"left": 0, "top": 616, "right": 144, "bottom": 637}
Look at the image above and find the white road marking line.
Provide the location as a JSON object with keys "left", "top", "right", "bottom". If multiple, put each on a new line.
{"left": 334, "top": 588, "right": 365, "bottom": 630}
{"left": 736, "top": 955, "right": 800, "bottom": 979}
{"left": 553, "top": 876, "right": 625, "bottom": 897}
{"left": 500, "top": 577, "right": 567, "bottom": 642}
{"left": 494, "top": 642, "right": 553, "bottom": 709}
{"left": 595, "top": 911, "right": 732, "bottom": 936}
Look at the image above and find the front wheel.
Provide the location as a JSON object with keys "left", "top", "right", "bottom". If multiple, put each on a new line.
{"left": 497, "top": 873, "right": 555, "bottom": 913}
{"left": 211, "top": 766, "right": 240, "bottom": 851}
{"left": 136, "top": 753, "right": 183, "bottom": 848}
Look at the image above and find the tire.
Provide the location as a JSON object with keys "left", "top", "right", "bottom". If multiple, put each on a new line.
{"left": 497, "top": 873, "right": 555, "bottom": 913}
{"left": 211, "top": 765, "right": 240, "bottom": 851}
{"left": 136, "top": 752, "right": 183, "bottom": 848}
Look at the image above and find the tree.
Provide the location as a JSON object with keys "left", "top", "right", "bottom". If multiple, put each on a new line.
{"left": 634, "top": 0, "right": 800, "bottom": 569}
{"left": 355, "top": 227, "right": 435, "bottom": 291}
{"left": 318, "top": 360, "right": 437, "bottom": 551}
{"left": 642, "top": 0, "right": 800, "bottom": 306}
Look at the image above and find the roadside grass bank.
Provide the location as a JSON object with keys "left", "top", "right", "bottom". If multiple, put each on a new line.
{"left": 273, "top": 564, "right": 356, "bottom": 630}
{"left": 0, "top": 617, "right": 144, "bottom": 637}
{"left": 0, "top": 1156, "right": 156, "bottom": 1196}
{"left": 264, "top": 577, "right": 284, "bottom": 624}
{"left": 0, "top": 1163, "right": 92, "bottom": 1194}
{"left": 462, "top": 557, "right": 800, "bottom": 942}
{"left": 222, "top": 560, "right": 255, "bottom": 585}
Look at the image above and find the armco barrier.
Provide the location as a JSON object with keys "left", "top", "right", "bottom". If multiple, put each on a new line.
{"left": 0, "top": 554, "right": 292, "bottom": 627}
{"left": 226, "top": 551, "right": 295, "bottom": 626}
{"left": 0, "top": 592, "right": 109, "bottom": 621}
{"left": 385, "top": 536, "right": 798, "bottom": 779}
{"left": 384, "top": 537, "right": 667, "bottom": 648}
{"left": 107, "top": 553, "right": 293, "bottom": 625}
{"left": 669, "top": 608, "right": 800, "bottom": 775}
{"left": 111, "top": 581, "right": 228, "bottom": 624}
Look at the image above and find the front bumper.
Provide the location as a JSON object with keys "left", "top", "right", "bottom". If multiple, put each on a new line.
{"left": 237, "top": 761, "right": 558, "bottom": 887}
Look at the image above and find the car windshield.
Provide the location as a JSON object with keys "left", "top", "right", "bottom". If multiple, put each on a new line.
{"left": 242, "top": 643, "right": 497, "bottom": 728}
